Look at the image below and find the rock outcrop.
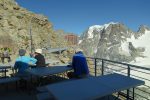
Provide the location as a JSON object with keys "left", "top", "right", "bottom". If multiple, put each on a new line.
{"left": 0, "top": 0, "right": 67, "bottom": 55}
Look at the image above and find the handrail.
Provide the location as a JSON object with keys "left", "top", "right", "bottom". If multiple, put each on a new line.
{"left": 86, "top": 57, "right": 150, "bottom": 70}
{"left": 86, "top": 57, "right": 150, "bottom": 100}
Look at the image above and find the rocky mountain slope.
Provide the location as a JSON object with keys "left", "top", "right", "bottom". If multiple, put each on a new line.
{"left": 0, "top": 0, "right": 67, "bottom": 54}
{"left": 79, "top": 22, "right": 150, "bottom": 64}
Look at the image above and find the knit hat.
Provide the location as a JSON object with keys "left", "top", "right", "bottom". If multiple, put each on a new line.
{"left": 35, "top": 49, "right": 42, "bottom": 54}
{"left": 19, "top": 49, "right": 26, "bottom": 56}
{"left": 75, "top": 48, "right": 83, "bottom": 53}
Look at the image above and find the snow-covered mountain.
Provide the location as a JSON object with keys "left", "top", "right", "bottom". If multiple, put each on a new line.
{"left": 79, "top": 22, "right": 150, "bottom": 67}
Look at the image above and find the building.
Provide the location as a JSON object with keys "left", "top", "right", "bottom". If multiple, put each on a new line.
{"left": 64, "top": 34, "right": 78, "bottom": 45}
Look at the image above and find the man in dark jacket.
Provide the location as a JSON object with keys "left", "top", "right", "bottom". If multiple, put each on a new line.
{"left": 34, "top": 49, "right": 46, "bottom": 67}
{"left": 67, "top": 48, "right": 89, "bottom": 78}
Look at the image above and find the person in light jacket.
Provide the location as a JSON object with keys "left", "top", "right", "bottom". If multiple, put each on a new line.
{"left": 14, "top": 49, "right": 37, "bottom": 76}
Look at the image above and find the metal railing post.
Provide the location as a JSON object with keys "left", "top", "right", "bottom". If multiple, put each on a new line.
{"left": 127, "top": 65, "right": 130, "bottom": 99}
{"left": 94, "top": 58, "right": 97, "bottom": 76}
{"left": 127, "top": 65, "right": 130, "bottom": 77}
{"left": 101, "top": 59, "right": 104, "bottom": 75}
{"left": 133, "top": 88, "right": 135, "bottom": 100}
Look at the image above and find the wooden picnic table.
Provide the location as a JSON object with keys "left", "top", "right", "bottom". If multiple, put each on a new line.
{"left": 0, "top": 64, "right": 12, "bottom": 77}
{"left": 46, "top": 73, "right": 145, "bottom": 100}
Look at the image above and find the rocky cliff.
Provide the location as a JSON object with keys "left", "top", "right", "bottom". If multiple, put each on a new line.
{"left": 79, "top": 22, "right": 150, "bottom": 63}
{"left": 0, "top": 0, "right": 67, "bottom": 54}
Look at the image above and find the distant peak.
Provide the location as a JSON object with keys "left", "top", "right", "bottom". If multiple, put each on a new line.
{"left": 103, "top": 22, "right": 119, "bottom": 29}
{"left": 105, "top": 22, "right": 119, "bottom": 25}
{"left": 87, "top": 22, "right": 120, "bottom": 39}
{"left": 89, "top": 22, "right": 119, "bottom": 29}
{"left": 138, "top": 25, "right": 150, "bottom": 33}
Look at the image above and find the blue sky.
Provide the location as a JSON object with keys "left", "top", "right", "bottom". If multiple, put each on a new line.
{"left": 16, "top": 0, "right": 150, "bottom": 35}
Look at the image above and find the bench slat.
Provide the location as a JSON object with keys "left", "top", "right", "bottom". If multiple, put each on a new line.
{"left": 0, "top": 77, "right": 20, "bottom": 84}
{"left": 36, "top": 92, "right": 53, "bottom": 100}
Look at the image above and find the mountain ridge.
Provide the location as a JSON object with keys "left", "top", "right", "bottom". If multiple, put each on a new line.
{"left": 79, "top": 22, "right": 150, "bottom": 65}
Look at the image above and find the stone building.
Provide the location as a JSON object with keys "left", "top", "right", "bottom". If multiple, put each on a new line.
{"left": 64, "top": 34, "right": 78, "bottom": 45}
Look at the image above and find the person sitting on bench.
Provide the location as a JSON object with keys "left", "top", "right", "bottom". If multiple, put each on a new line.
{"left": 14, "top": 49, "right": 37, "bottom": 77}
{"left": 67, "top": 48, "right": 89, "bottom": 79}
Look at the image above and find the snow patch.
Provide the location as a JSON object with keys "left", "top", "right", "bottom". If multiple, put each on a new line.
{"left": 128, "top": 30, "right": 150, "bottom": 66}
{"left": 87, "top": 22, "right": 118, "bottom": 39}
{"left": 78, "top": 40, "right": 82, "bottom": 44}
{"left": 120, "top": 41, "right": 130, "bottom": 56}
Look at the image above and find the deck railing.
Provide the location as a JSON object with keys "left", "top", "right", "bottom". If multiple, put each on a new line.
{"left": 86, "top": 57, "right": 150, "bottom": 100}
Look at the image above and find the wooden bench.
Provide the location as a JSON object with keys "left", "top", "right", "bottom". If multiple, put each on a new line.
{"left": 36, "top": 92, "right": 55, "bottom": 100}
{"left": 0, "top": 77, "right": 20, "bottom": 84}
{"left": 37, "top": 86, "right": 48, "bottom": 93}
{"left": 0, "top": 69, "right": 9, "bottom": 77}
{"left": 0, "top": 77, "right": 20, "bottom": 90}
{"left": 117, "top": 91, "right": 133, "bottom": 100}
{"left": 0, "top": 69, "right": 9, "bottom": 73}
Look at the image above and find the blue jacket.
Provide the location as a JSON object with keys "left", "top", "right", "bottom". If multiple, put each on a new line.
{"left": 72, "top": 52, "right": 89, "bottom": 76}
{"left": 14, "top": 56, "right": 37, "bottom": 73}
